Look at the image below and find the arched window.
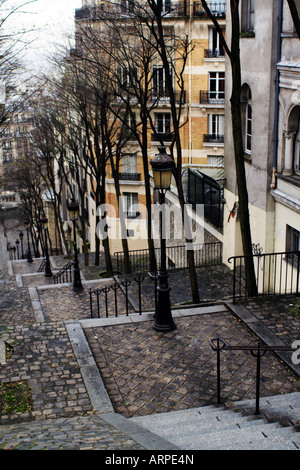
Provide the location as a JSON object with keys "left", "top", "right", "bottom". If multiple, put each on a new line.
{"left": 293, "top": 116, "right": 300, "bottom": 174}
{"left": 241, "top": 84, "right": 252, "bottom": 157}
{"left": 245, "top": 103, "right": 252, "bottom": 154}
{"left": 283, "top": 105, "right": 300, "bottom": 175}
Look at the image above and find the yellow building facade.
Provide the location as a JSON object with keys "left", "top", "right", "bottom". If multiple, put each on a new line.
{"left": 75, "top": 1, "right": 226, "bottom": 254}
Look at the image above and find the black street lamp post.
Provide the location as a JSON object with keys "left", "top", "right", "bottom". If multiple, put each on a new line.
{"left": 19, "top": 231, "right": 24, "bottom": 259}
{"left": 150, "top": 146, "right": 176, "bottom": 332}
{"left": 67, "top": 199, "right": 83, "bottom": 292}
{"left": 15, "top": 239, "right": 20, "bottom": 259}
{"left": 24, "top": 220, "right": 33, "bottom": 263}
{"left": 40, "top": 214, "right": 53, "bottom": 278}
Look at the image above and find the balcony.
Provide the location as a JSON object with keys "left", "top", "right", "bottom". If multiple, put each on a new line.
{"left": 151, "top": 90, "right": 186, "bottom": 105}
{"left": 200, "top": 90, "right": 225, "bottom": 105}
{"left": 161, "top": 0, "right": 188, "bottom": 17}
{"left": 116, "top": 131, "right": 138, "bottom": 142}
{"left": 75, "top": 1, "right": 226, "bottom": 21}
{"left": 118, "top": 172, "right": 141, "bottom": 181}
{"left": 204, "top": 49, "right": 225, "bottom": 58}
{"left": 151, "top": 132, "right": 174, "bottom": 142}
{"left": 193, "top": 2, "right": 226, "bottom": 18}
{"left": 203, "top": 134, "right": 224, "bottom": 144}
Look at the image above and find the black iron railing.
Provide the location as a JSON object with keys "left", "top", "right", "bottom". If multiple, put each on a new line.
{"left": 186, "top": 169, "right": 224, "bottom": 229}
{"left": 114, "top": 242, "right": 222, "bottom": 274}
{"left": 89, "top": 273, "right": 158, "bottom": 318}
{"left": 204, "top": 48, "right": 225, "bottom": 58}
{"left": 228, "top": 251, "right": 300, "bottom": 303}
{"left": 200, "top": 90, "right": 225, "bottom": 104}
{"left": 118, "top": 172, "right": 141, "bottom": 181}
{"left": 38, "top": 259, "right": 46, "bottom": 272}
{"left": 209, "top": 338, "right": 296, "bottom": 414}
{"left": 193, "top": 1, "right": 226, "bottom": 17}
{"left": 203, "top": 134, "right": 224, "bottom": 143}
{"left": 53, "top": 261, "right": 73, "bottom": 284}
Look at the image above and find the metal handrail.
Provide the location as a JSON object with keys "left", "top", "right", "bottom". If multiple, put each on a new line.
{"left": 38, "top": 259, "right": 46, "bottom": 272}
{"left": 228, "top": 250, "right": 300, "bottom": 302}
{"left": 209, "top": 337, "right": 296, "bottom": 414}
{"left": 89, "top": 273, "right": 155, "bottom": 318}
{"left": 53, "top": 261, "right": 73, "bottom": 284}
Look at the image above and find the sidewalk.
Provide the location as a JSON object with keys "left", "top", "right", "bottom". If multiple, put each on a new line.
{"left": 0, "top": 217, "right": 299, "bottom": 450}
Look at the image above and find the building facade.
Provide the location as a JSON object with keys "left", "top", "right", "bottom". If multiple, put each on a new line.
{"left": 221, "top": 0, "right": 300, "bottom": 276}
{"left": 271, "top": 0, "right": 300, "bottom": 255}
{"left": 74, "top": 0, "right": 226, "bottom": 254}
{"left": 0, "top": 104, "right": 34, "bottom": 208}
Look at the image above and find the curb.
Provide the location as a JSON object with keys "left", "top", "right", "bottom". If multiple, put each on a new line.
{"left": 225, "top": 301, "right": 300, "bottom": 378}
{"left": 65, "top": 320, "right": 180, "bottom": 450}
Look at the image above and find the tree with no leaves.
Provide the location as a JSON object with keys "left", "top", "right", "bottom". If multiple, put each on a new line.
{"left": 201, "top": 0, "right": 257, "bottom": 296}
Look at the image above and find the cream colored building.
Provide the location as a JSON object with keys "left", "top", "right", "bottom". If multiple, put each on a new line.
{"left": 271, "top": 0, "right": 300, "bottom": 256}
{"left": 74, "top": 0, "right": 226, "bottom": 254}
{"left": 0, "top": 106, "right": 34, "bottom": 206}
{"left": 222, "top": 0, "right": 300, "bottom": 275}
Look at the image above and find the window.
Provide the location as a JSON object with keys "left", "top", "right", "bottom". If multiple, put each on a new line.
{"left": 120, "top": 0, "right": 134, "bottom": 13}
{"left": 209, "top": 72, "right": 225, "bottom": 101}
{"left": 294, "top": 117, "right": 300, "bottom": 174}
{"left": 122, "top": 112, "right": 137, "bottom": 138}
{"left": 123, "top": 192, "right": 139, "bottom": 218}
{"left": 155, "top": 113, "right": 171, "bottom": 134}
{"left": 152, "top": 66, "right": 171, "bottom": 99}
{"left": 286, "top": 225, "right": 300, "bottom": 263}
{"left": 208, "top": 28, "right": 225, "bottom": 57}
{"left": 245, "top": 103, "right": 252, "bottom": 154}
{"left": 122, "top": 154, "right": 137, "bottom": 174}
{"left": 241, "top": 0, "right": 255, "bottom": 32}
{"left": 208, "top": 114, "right": 224, "bottom": 139}
{"left": 162, "top": 0, "right": 171, "bottom": 13}
{"left": 241, "top": 84, "right": 252, "bottom": 156}
{"left": 116, "top": 66, "right": 137, "bottom": 92}
{"left": 3, "top": 154, "right": 12, "bottom": 163}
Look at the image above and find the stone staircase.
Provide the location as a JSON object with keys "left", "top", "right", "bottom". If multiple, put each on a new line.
{"left": 129, "top": 392, "right": 300, "bottom": 450}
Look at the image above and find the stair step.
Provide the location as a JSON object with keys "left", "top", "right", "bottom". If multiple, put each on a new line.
{"left": 183, "top": 425, "right": 299, "bottom": 451}
{"left": 131, "top": 410, "right": 264, "bottom": 436}
{"left": 130, "top": 393, "right": 300, "bottom": 450}
{"left": 230, "top": 392, "right": 300, "bottom": 408}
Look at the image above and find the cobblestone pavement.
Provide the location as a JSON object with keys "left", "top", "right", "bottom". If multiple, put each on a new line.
{"left": 0, "top": 414, "right": 145, "bottom": 450}
{"left": 238, "top": 296, "right": 300, "bottom": 348}
{"left": 84, "top": 312, "right": 299, "bottom": 418}
{"left": 0, "top": 215, "right": 300, "bottom": 451}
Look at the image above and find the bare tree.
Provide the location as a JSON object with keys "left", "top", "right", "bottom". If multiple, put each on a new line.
{"left": 201, "top": 0, "right": 257, "bottom": 296}
{"left": 0, "top": 0, "right": 37, "bottom": 127}
{"left": 287, "top": 0, "right": 300, "bottom": 39}
{"left": 130, "top": 0, "right": 200, "bottom": 302}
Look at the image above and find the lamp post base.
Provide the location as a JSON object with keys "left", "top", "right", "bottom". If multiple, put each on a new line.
{"left": 73, "top": 266, "right": 83, "bottom": 292}
{"left": 153, "top": 321, "right": 177, "bottom": 333}
{"left": 153, "top": 272, "right": 176, "bottom": 333}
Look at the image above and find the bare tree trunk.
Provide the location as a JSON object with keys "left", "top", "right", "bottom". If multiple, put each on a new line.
{"left": 287, "top": 0, "right": 300, "bottom": 39}
{"left": 229, "top": 0, "right": 257, "bottom": 296}
{"left": 202, "top": 0, "right": 257, "bottom": 296}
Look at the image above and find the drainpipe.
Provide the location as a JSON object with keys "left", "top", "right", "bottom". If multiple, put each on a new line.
{"left": 188, "top": 0, "right": 192, "bottom": 166}
{"left": 271, "top": 0, "right": 283, "bottom": 189}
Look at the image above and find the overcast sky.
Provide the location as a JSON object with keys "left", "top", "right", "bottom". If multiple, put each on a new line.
{"left": 8, "top": 0, "right": 82, "bottom": 71}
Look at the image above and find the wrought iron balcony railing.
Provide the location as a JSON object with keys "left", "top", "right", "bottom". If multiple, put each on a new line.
{"left": 151, "top": 132, "right": 174, "bottom": 142}
{"left": 204, "top": 48, "right": 225, "bottom": 58}
{"left": 193, "top": 1, "right": 226, "bottom": 18}
{"left": 118, "top": 172, "right": 141, "bottom": 181}
{"left": 200, "top": 90, "right": 225, "bottom": 104}
{"left": 75, "top": 1, "right": 226, "bottom": 20}
{"left": 151, "top": 89, "right": 186, "bottom": 104}
{"left": 203, "top": 134, "right": 224, "bottom": 143}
